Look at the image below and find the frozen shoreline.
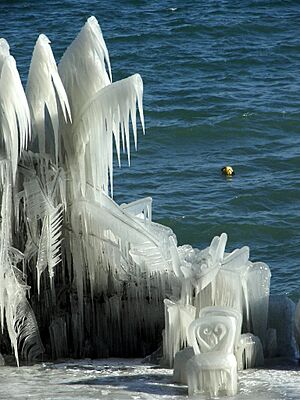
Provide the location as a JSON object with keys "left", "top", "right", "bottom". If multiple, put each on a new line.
{"left": 1, "top": 358, "right": 300, "bottom": 400}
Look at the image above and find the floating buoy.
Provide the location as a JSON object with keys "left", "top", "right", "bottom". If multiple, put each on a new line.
{"left": 221, "top": 166, "right": 235, "bottom": 176}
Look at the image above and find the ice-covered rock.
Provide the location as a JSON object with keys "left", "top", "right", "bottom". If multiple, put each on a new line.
{"left": 236, "top": 333, "right": 264, "bottom": 370}
{"left": 294, "top": 299, "right": 300, "bottom": 348}
{"left": 268, "top": 295, "right": 299, "bottom": 359}
{"left": 265, "top": 328, "right": 277, "bottom": 359}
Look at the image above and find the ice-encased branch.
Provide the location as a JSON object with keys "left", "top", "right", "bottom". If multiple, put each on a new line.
{"left": 58, "top": 16, "right": 111, "bottom": 117}
{"left": 26, "top": 34, "right": 71, "bottom": 163}
{"left": 66, "top": 74, "right": 144, "bottom": 197}
{"left": 0, "top": 54, "right": 31, "bottom": 181}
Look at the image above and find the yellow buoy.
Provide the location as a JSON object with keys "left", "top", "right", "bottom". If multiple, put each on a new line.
{"left": 221, "top": 166, "right": 235, "bottom": 176}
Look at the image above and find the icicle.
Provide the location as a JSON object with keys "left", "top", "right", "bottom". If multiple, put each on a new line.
{"left": 26, "top": 34, "right": 71, "bottom": 163}
{"left": 0, "top": 161, "right": 44, "bottom": 365}
{"left": 58, "top": 16, "right": 111, "bottom": 117}
{"left": 162, "top": 299, "right": 195, "bottom": 367}
{"left": 67, "top": 74, "right": 144, "bottom": 197}
{"left": 0, "top": 38, "right": 10, "bottom": 71}
{"left": 0, "top": 56, "right": 31, "bottom": 181}
{"left": 47, "top": 204, "right": 64, "bottom": 288}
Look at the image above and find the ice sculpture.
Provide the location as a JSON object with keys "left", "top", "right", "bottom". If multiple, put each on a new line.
{"left": 186, "top": 315, "right": 238, "bottom": 397}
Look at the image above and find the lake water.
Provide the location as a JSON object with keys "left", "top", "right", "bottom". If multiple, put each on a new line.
{"left": 0, "top": 0, "right": 300, "bottom": 398}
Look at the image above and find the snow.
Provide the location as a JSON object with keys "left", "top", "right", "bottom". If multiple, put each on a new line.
{"left": 1, "top": 359, "right": 300, "bottom": 400}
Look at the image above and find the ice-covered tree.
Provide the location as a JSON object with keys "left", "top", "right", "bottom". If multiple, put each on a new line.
{"left": 0, "top": 16, "right": 181, "bottom": 363}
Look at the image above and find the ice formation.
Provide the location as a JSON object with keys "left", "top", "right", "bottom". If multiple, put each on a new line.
{"left": 186, "top": 315, "right": 238, "bottom": 397}
{"left": 160, "top": 228, "right": 298, "bottom": 398}
{"left": 0, "top": 14, "right": 299, "bottom": 400}
{"left": 0, "top": 15, "right": 180, "bottom": 364}
{"left": 236, "top": 333, "right": 264, "bottom": 370}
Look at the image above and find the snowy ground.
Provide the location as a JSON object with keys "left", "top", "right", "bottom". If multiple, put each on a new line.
{"left": 0, "top": 358, "right": 300, "bottom": 399}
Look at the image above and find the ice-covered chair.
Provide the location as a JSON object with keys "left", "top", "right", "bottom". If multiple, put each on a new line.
{"left": 236, "top": 333, "right": 264, "bottom": 370}
{"left": 186, "top": 315, "right": 238, "bottom": 397}
{"left": 199, "top": 306, "right": 242, "bottom": 354}
{"left": 173, "top": 306, "right": 242, "bottom": 386}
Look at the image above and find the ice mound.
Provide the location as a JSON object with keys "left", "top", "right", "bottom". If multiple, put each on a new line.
{"left": 236, "top": 333, "right": 264, "bottom": 370}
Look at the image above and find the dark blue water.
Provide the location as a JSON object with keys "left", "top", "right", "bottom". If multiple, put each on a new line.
{"left": 1, "top": 0, "right": 300, "bottom": 297}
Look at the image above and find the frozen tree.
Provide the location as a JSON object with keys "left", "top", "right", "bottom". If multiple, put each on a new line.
{"left": 0, "top": 16, "right": 182, "bottom": 363}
